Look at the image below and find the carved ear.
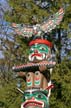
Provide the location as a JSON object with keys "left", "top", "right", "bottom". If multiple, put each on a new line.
{"left": 41, "top": 8, "right": 64, "bottom": 33}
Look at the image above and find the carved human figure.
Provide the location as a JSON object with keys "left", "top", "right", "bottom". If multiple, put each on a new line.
{"left": 17, "top": 38, "right": 55, "bottom": 97}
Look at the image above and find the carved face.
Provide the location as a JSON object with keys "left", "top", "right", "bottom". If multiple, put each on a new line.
{"left": 29, "top": 44, "right": 51, "bottom": 62}
{"left": 21, "top": 89, "right": 49, "bottom": 108}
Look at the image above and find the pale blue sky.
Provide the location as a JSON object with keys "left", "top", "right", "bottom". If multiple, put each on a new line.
{"left": 0, "top": 50, "right": 4, "bottom": 59}
{"left": 0, "top": 0, "right": 10, "bottom": 59}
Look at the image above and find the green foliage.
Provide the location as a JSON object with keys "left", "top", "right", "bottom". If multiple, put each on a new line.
{"left": 0, "top": 79, "right": 26, "bottom": 108}
{"left": 5, "top": 0, "right": 49, "bottom": 24}
{"left": 50, "top": 60, "right": 71, "bottom": 108}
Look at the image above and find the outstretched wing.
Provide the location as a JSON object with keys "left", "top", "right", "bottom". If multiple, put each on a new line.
{"left": 12, "top": 8, "right": 64, "bottom": 37}
{"left": 12, "top": 23, "right": 34, "bottom": 38}
{"left": 41, "top": 8, "right": 64, "bottom": 33}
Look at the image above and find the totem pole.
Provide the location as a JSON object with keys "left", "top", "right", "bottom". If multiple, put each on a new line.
{"left": 12, "top": 8, "right": 64, "bottom": 108}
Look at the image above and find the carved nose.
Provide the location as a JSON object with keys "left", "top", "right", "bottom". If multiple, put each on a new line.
{"left": 34, "top": 50, "right": 38, "bottom": 53}
{"left": 31, "top": 97, "right": 35, "bottom": 100}
{"left": 32, "top": 97, "right": 35, "bottom": 100}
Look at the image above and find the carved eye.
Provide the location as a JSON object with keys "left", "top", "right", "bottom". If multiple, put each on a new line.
{"left": 30, "top": 48, "right": 34, "bottom": 53}
{"left": 38, "top": 94, "right": 42, "bottom": 98}
{"left": 36, "top": 94, "right": 42, "bottom": 99}
{"left": 23, "top": 96, "right": 29, "bottom": 101}
{"left": 35, "top": 71, "right": 39, "bottom": 75}
{"left": 30, "top": 48, "right": 34, "bottom": 51}
{"left": 27, "top": 73, "right": 30, "bottom": 78}
{"left": 25, "top": 96, "right": 28, "bottom": 100}
{"left": 40, "top": 47, "right": 45, "bottom": 50}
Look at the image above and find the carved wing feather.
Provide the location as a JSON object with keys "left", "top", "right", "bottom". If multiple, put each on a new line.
{"left": 12, "top": 23, "right": 34, "bottom": 38}
{"left": 12, "top": 8, "right": 64, "bottom": 38}
{"left": 41, "top": 8, "right": 64, "bottom": 33}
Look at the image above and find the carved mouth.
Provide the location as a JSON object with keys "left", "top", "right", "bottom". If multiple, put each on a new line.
{"left": 21, "top": 100, "right": 44, "bottom": 108}
{"left": 31, "top": 53, "right": 42, "bottom": 57}
{"left": 29, "top": 53, "right": 46, "bottom": 62}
